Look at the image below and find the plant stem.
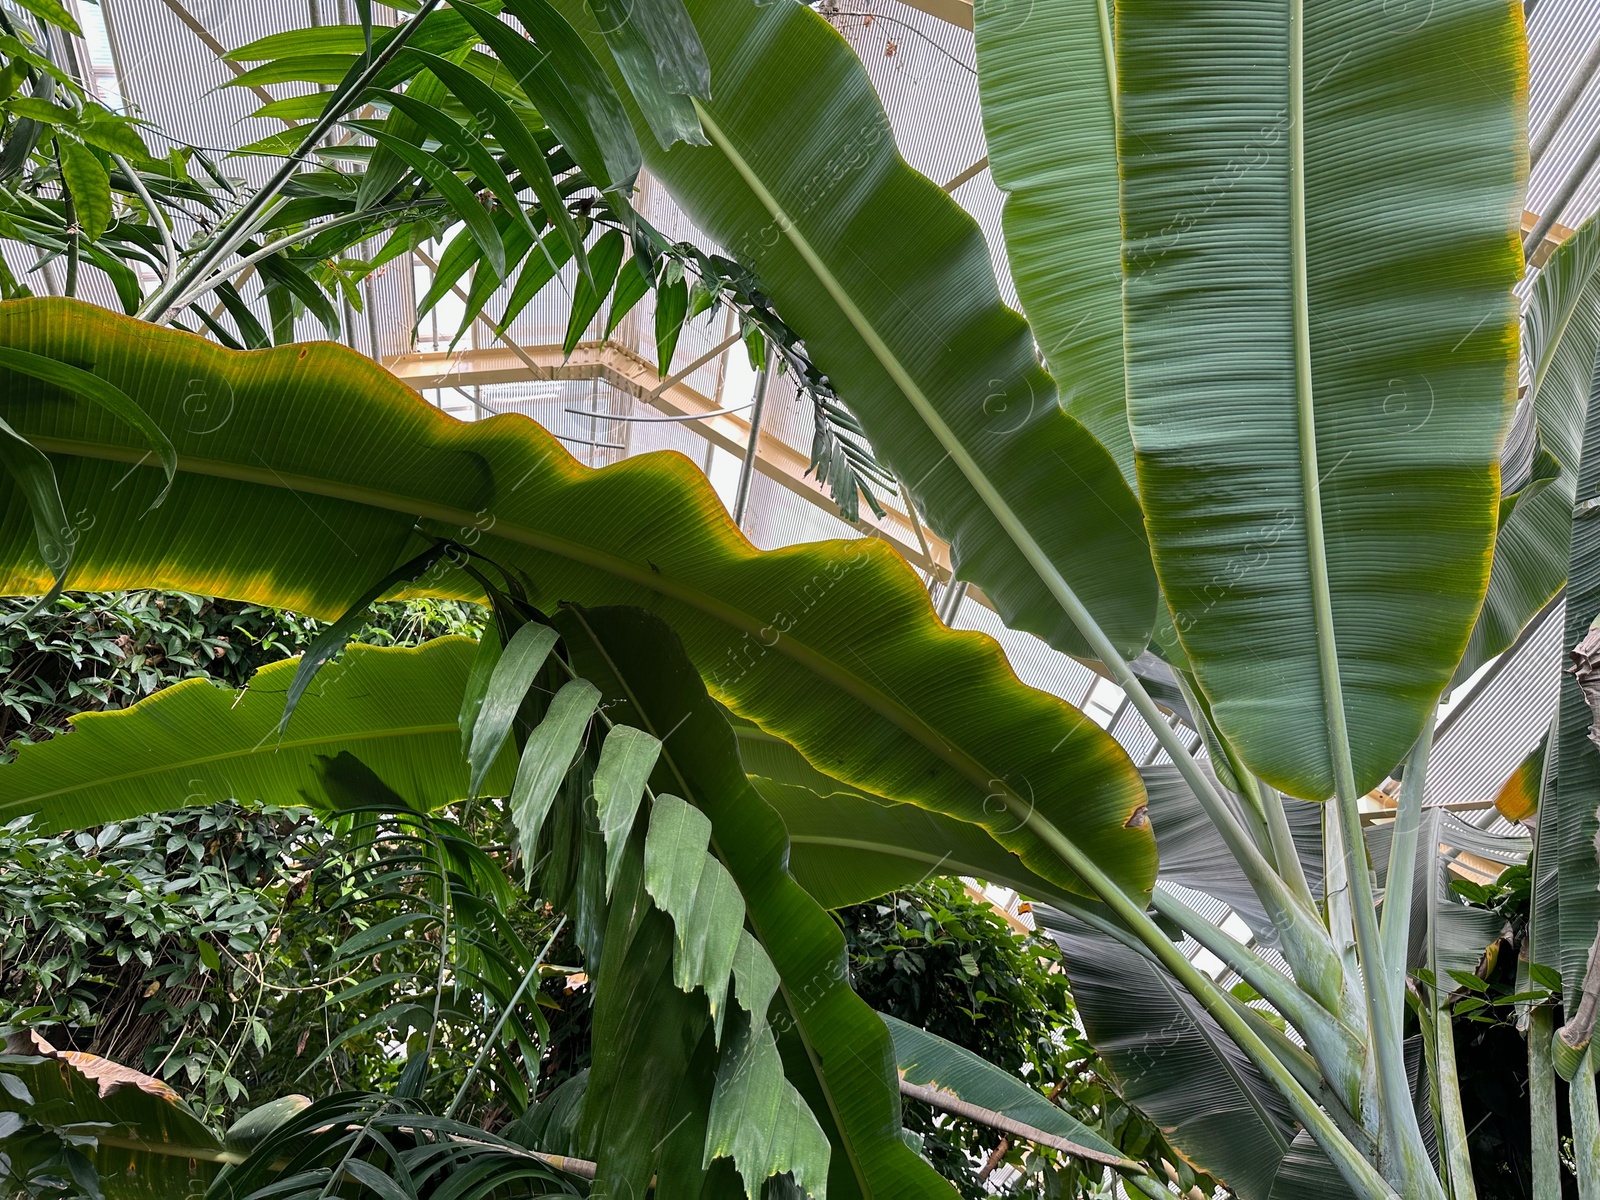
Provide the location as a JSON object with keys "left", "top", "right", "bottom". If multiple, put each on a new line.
{"left": 1258, "top": 779, "right": 1316, "bottom": 910}
{"left": 418, "top": 831, "right": 452, "bottom": 1075}
{"left": 53, "top": 140, "right": 78, "bottom": 299}
{"left": 1433, "top": 997, "right": 1477, "bottom": 1200}
{"left": 1151, "top": 888, "right": 1365, "bottom": 1111}
{"left": 1576, "top": 1048, "right": 1600, "bottom": 1200}
{"left": 444, "top": 914, "right": 566, "bottom": 1120}
{"left": 166, "top": 205, "right": 424, "bottom": 313}
{"left": 139, "top": 0, "right": 442, "bottom": 323}
{"left": 1530, "top": 1005, "right": 1562, "bottom": 1200}
{"left": 112, "top": 154, "right": 177, "bottom": 290}
{"left": 1172, "top": 667, "right": 1274, "bottom": 855}
{"left": 1024, "top": 821, "right": 1397, "bottom": 1198}
{"left": 1286, "top": 0, "right": 1437, "bottom": 1183}
{"left": 1379, "top": 715, "right": 1434, "bottom": 1045}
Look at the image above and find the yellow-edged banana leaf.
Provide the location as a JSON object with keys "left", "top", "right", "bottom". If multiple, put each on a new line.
{"left": 0, "top": 298, "right": 1154, "bottom": 903}
{"left": 0, "top": 638, "right": 514, "bottom": 831}
{"left": 555, "top": 0, "right": 1158, "bottom": 662}
{"left": 1118, "top": 0, "right": 1525, "bottom": 799}
{"left": 972, "top": 0, "right": 1130, "bottom": 485}
{"left": 1458, "top": 217, "right": 1600, "bottom": 683}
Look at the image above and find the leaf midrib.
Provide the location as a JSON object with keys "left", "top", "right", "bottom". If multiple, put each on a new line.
{"left": 30, "top": 435, "right": 1062, "bottom": 825}
{"left": 688, "top": 103, "right": 1125, "bottom": 664}
{"left": 3, "top": 687, "right": 459, "bottom": 807}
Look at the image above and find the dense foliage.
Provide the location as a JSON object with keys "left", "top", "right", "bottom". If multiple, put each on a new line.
{"left": 0, "top": 591, "right": 1144, "bottom": 1198}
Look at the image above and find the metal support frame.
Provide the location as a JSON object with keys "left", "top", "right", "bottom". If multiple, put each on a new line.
{"left": 387, "top": 341, "right": 955, "bottom": 580}
{"left": 1532, "top": 32, "right": 1600, "bottom": 170}
{"left": 732, "top": 363, "right": 770, "bottom": 528}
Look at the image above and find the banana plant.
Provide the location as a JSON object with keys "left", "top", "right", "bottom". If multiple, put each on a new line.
{"left": 0, "top": 0, "right": 1582, "bottom": 1194}
{"left": 540, "top": 0, "right": 1600, "bottom": 1194}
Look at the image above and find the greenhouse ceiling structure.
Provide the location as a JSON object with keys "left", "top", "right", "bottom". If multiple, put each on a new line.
{"left": 1, "top": 0, "right": 1600, "bottom": 1196}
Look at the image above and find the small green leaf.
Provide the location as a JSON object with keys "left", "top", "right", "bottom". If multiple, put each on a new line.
{"left": 1447, "top": 969, "right": 1490, "bottom": 994}
{"left": 654, "top": 272, "right": 688, "bottom": 375}
{"left": 6, "top": 97, "right": 76, "bottom": 124}
{"left": 593, "top": 723, "right": 660, "bottom": 897}
{"left": 605, "top": 253, "right": 651, "bottom": 336}
{"left": 56, "top": 138, "right": 110, "bottom": 241}
{"left": 0, "top": 1072, "right": 33, "bottom": 1105}
{"left": 1531, "top": 963, "right": 1563, "bottom": 993}
{"left": 458, "top": 622, "right": 504, "bottom": 758}
{"left": 11, "top": 0, "right": 81, "bottom": 36}
{"left": 196, "top": 940, "right": 221, "bottom": 971}
{"left": 510, "top": 678, "right": 601, "bottom": 880}
{"left": 79, "top": 109, "right": 149, "bottom": 159}
{"left": 467, "top": 622, "right": 560, "bottom": 798}
{"left": 563, "top": 227, "right": 624, "bottom": 355}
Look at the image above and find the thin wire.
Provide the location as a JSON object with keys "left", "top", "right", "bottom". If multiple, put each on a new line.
{"left": 824, "top": 8, "right": 976, "bottom": 76}
{"left": 565, "top": 403, "right": 754, "bottom": 424}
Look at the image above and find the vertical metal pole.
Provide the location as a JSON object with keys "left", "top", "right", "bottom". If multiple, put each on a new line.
{"left": 364, "top": 271, "right": 381, "bottom": 361}
{"left": 732, "top": 362, "right": 769, "bottom": 528}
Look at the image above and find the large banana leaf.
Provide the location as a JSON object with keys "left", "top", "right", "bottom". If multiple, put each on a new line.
{"left": 555, "top": 0, "right": 1158, "bottom": 663}
{"left": 972, "top": 0, "right": 1130, "bottom": 485}
{"left": 1118, "top": 0, "right": 1525, "bottom": 799}
{"left": 0, "top": 638, "right": 513, "bottom": 831}
{"left": 0, "top": 298, "right": 1154, "bottom": 902}
{"left": 555, "top": 604, "right": 951, "bottom": 1200}
{"left": 1036, "top": 907, "right": 1299, "bottom": 1200}
{"left": 1458, "top": 217, "right": 1600, "bottom": 682}
{"left": 1554, "top": 349, "right": 1600, "bottom": 1007}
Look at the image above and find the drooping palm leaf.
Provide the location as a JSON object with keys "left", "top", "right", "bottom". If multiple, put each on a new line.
{"left": 554, "top": 0, "right": 1158, "bottom": 662}
{"left": 0, "top": 298, "right": 1154, "bottom": 904}
{"left": 556, "top": 604, "right": 951, "bottom": 1200}
{"left": 1036, "top": 907, "right": 1300, "bottom": 1200}
{"left": 1117, "top": 0, "right": 1525, "bottom": 799}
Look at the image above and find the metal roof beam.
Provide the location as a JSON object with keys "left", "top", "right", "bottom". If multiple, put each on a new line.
{"left": 387, "top": 341, "right": 955, "bottom": 580}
